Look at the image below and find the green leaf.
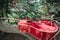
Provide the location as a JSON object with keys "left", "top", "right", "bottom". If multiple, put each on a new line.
{"left": 12, "top": 13, "right": 19, "bottom": 18}
{"left": 7, "top": 14, "right": 14, "bottom": 18}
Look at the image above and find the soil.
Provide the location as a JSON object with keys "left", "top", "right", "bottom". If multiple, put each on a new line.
{"left": 0, "top": 21, "right": 37, "bottom": 40}
{"left": 0, "top": 30, "right": 29, "bottom": 40}
{"left": 0, "top": 21, "right": 60, "bottom": 40}
{"left": 0, "top": 30, "right": 60, "bottom": 40}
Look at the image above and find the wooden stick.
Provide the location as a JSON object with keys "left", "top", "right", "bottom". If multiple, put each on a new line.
{"left": 50, "top": 29, "right": 60, "bottom": 40}
{"left": 0, "top": 18, "right": 60, "bottom": 24}
{"left": 0, "top": 18, "right": 20, "bottom": 21}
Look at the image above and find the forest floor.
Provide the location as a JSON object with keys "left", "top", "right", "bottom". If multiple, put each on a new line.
{"left": 0, "top": 21, "right": 60, "bottom": 40}
{"left": 0, "top": 21, "right": 37, "bottom": 40}
{"left": 0, "top": 31, "right": 29, "bottom": 40}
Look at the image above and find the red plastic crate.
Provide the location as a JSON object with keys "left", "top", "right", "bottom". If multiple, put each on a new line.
{"left": 18, "top": 20, "right": 58, "bottom": 40}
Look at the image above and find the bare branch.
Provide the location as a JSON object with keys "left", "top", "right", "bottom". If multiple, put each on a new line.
{"left": 0, "top": 18, "right": 20, "bottom": 21}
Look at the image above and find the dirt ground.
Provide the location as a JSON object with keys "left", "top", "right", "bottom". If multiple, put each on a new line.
{"left": 0, "top": 30, "right": 29, "bottom": 40}
{"left": 0, "top": 21, "right": 60, "bottom": 40}
{"left": 0, "top": 21, "right": 37, "bottom": 40}
{"left": 0, "top": 30, "right": 60, "bottom": 40}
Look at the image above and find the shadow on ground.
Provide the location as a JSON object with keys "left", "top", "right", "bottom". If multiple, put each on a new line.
{"left": 0, "top": 30, "right": 29, "bottom": 40}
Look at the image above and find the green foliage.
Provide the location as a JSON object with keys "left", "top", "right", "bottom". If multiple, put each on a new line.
{"left": 17, "top": 0, "right": 48, "bottom": 19}
{"left": 0, "top": 0, "right": 60, "bottom": 24}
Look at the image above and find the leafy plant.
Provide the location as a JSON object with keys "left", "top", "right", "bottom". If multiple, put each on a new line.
{"left": 0, "top": 0, "right": 60, "bottom": 24}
